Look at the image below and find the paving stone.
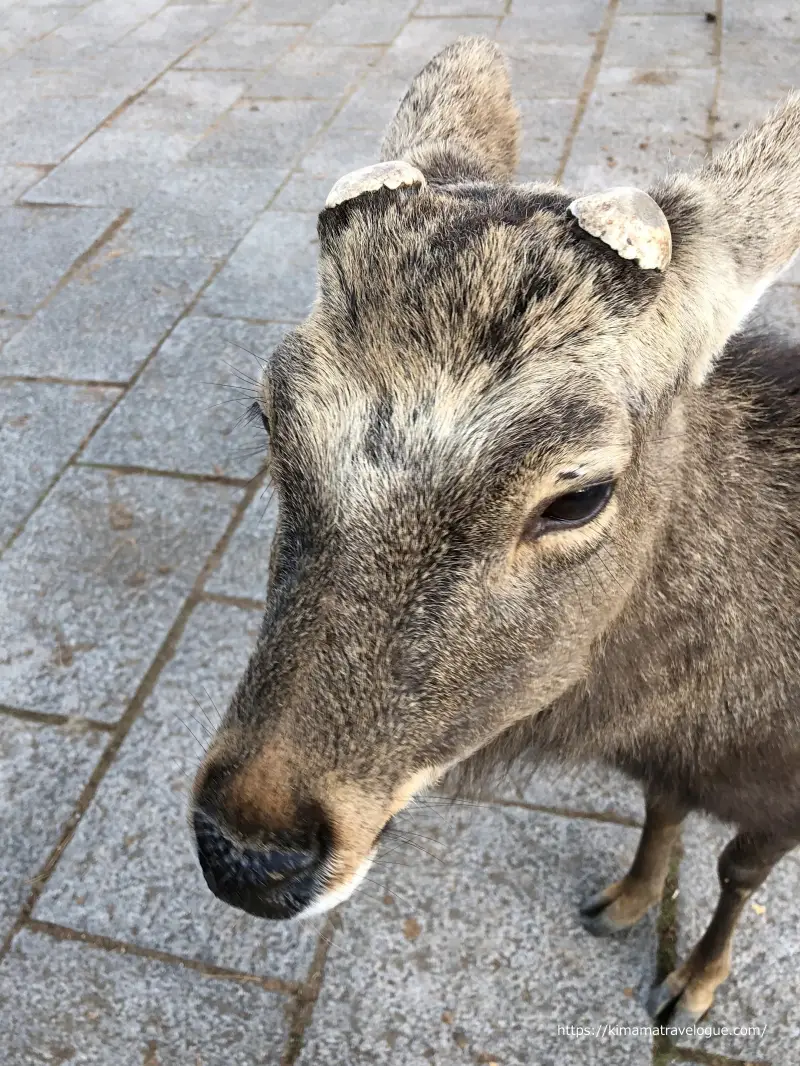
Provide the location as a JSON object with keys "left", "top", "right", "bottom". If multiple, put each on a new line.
{"left": 114, "top": 165, "right": 285, "bottom": 258}
{"left": 0, "top": 929, "right": 292, "bottom": 1066}
{"left": 250, "top": 0, "right": 337, "bottom": 17}
{"left": 0, "top": 163, "right": 48, "bottom": 203}
{"left": 83, "top": 317, "right": 284, "bottom": 478}
{"left": 0, "top": 92, "right": 121, "bottom": 165}
{"left": 206, "top": 486, "right": 279, "bottom": 600}
{"left": 0, "top": 205, "right": 117, "bottom": 315}
{"left": 722, "top": 0, "right": 799, "bottom": 39}
{"left": 719, "top": 34, "right": 799, "bottom": 101}
{"left": 0, "top": 314, "right": 24, "bottom": 347}
{"left": 0, "top": 2, "right": 75, "bottom": 57}
{"left": 417, "top": 0, "right": 505, "bottom": 13}
{"left": 604, "top": 14, "right": 717, "bottom": 68}
{"left": 111, "top": 70, "right": 248, "bottom": 138}
{"left": 306, "top": 0, "right": 417, "bottom": 45}
{"left": 675, "top": 816, "right": 799, "bottom": 1061}
{"left": 294, "top": 121, "right": 384, "bottom": 181}
{"left": 44, "top": 0, "right": 169, "bottom": 50}
{"left": 0, "top": 380, "right": 119, "bottom": 550}
{"left": 2, "top": 253, "right": 213, "bottom": 381}
{"left": 381, "top": 16, "right": 500, "bottom": 79}
{"left": 504, "top": 42, "right": 592, "bottom": 100}
{"left": 248, "top": 43, "right": 383, "bottom": 98}
{"left": 562, "top": 66, "right": 715, "bottom": 191}
{"left": 298, "top": 805, "right": 656, "bottom": 1066}
{"left": 189, "top": 98, "right": 335, "bottom": 168}
{"left": 619, "top": 0, "right": 708, "bottom": 10}
{"left": 464, "top": 759, "right": 645, "bottom": 824}
{"left": 24, "top": 130, "right": 198, "bottom": 208}
{"left": 0, "top": 717, "right": 105, "bottom": 939}
{"left": 35, "top": 600, "right": 320, "bottom": 981}
{"left": 517, "top": 98, "right": 576, "bottom": 178}
{"left": 330, "top": 69, "right": 410, "bottom": 131}
{"left": 747, "top": 284, "right": 800, "bottom": 343}
{"left": 498, "top": 4, "right": 607, "bottom": 48}
{"left": 125, "top": 2, "right": 240, "bottom": 55}
{"left": 178, "top": 16, "right": 303, "bottom": 69}
{"left": 197, "top": 211, "right": 318, "bottom": 321}
{"left": 0, "top": 467, "right": 241, "bottom": 721}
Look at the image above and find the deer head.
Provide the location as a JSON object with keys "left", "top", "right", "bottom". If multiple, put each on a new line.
{"left": 192, "top": 37, "right": 800, "bottom": 920}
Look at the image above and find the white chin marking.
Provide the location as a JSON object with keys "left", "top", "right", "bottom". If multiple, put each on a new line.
{"left": 294, "top": 852, "right": 376, "bottom": 921}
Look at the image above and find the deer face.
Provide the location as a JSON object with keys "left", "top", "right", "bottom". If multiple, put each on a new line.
{"left": 192, "top": 39, "right": 800, "bottom": 919}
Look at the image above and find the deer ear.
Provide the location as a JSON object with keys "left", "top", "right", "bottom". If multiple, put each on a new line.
{"left": 569, "top": 188, "right": 672, "bottom": 271}
{"left": 380, "top": 35, "right": 520, "bottom": 184}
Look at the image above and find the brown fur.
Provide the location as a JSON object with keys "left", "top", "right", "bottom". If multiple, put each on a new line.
{"left": 193, "top": 38, "right": 800, "bottom": 1023}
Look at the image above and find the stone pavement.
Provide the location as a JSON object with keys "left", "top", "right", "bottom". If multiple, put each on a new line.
{"left": 0, "top": 0, "right": 798, "bottom": 1063}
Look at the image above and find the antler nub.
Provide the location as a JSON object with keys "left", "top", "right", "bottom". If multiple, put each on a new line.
{"left": 325, "top": 160, "right": 426, "bottom": 209}
{"left": 569, "top": 187, "right": 672, "bottom": 271}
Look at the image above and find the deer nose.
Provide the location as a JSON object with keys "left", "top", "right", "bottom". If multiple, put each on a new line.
{"left": 192, "top": 809, "right": 327, "bottom": 919}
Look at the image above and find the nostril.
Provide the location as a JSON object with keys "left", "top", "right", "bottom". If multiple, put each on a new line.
{"left": 192, "top": 807, "right": 329, "bottom": 918}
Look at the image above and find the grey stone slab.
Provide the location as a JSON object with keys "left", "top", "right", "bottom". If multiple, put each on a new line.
{"left": 189, "top": 98, "right": 335, "bottom": 168}
{"left": 331, "top": 69, "right": 410, "bottom": 130}
{"left": 0, "top": 3, "right": 74, "bottom": 57}
{"left": 206, "top": 486, "right": 278, "bottom": 600}
{"left": 35, "top": 600, "right": 320, "bottom": 981}
{"left": 0, "top": 380, "right": 119, "bottom": 550}
{"left": 0, "top": 314, "right": 25, "bottom": 347}
{"left": 0, "top": 716, "right": 105, "bottom": 938}
{"left": 178, "top": 17, "right": 303, "bottom": 69}
{"left": 620, "top": 0, "right": 708, "bottom": 10}
{"left": 44, "top": 0, "right": 169, "bottom": 49}
{"left": 0, "top": 929, "right": 292, "bottom": 1066}
{"left": 381, "top": 15, "right": 500, "bottom": 79}
{"left": 295, "top": 121, "right": 385, "bottom": 178}
{"left": 110, "top": 69, "right": 248, "bottom": 138}
{"left": 0, "top": 164, "right": 48, "bottom": 203}
{"left": 247, "top": 43, "right": 383, "bottom": 98}
{"left": 24, "top": 130, "right": 198, "bottom": 208}
{"left": 464, "top": 759, "right": 645, "bottom": 824}
{"left": 83, "top": 317, "right": 284, "bottom": 478}
{"left": 675, "top": 816, "right": 798, "bottom": 1061}
{"left": 250, "top": 0, "right": 337, "bottom": 17}
{"left": 711, "top": 95, "right": 776, "bottom": 152}
{"left": 562, "top": 67, "right": 715, "bottom": 192}
{"left": 271, "top": 170, "right": 335, "bottom": 212}
{"left": 125, "top": 2, "right": 240, "bottom": 55}
{"left": 198, "top": 211, "right": 318, "bottom": 321}
{"left": 517, "top": 98, "right": 577, "bottom": 178}
{"left": 504, "top": 42, "right": 592, "bottom": 101}
{"left": 747, "top": 284, "right": 800, "bottom": 343}
{"left": 298, "top": 805, "right": 656, "bottom": 1066}
{"left": 0, "top": 205, "right": 117, "bottom": 315}
{"left": 722, "top": 0, "right": 799, "bottom": 39}
{"left": 719, "top": 34, "right": 799, "bottom": 102}
{"left": 2, "top": 253, "right": 213, "bottom": 380}
{"left": 114, "top": 165, "right": 284, "bottom": 258}
{"left": 0, "top": 92, "right": 121, "bottom": 165}
{"left": 498, "top": 3, "right": 607, "bottom": 48}
{"left": 0, "top": 467, "right": 241, "bottom": 721}
{"left": 604, "top": 14, "right": 717, "bottom": 69}
{"left": 417, "top": 0, "right": 505, "bottom": 13}
{"left": 306, "top": 0, "right": 417, "bottom": 45}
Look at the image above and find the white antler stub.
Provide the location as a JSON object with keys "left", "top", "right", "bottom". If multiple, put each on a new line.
{"left": 569, "top": 187, "right": 672, "bottom": 270}
{"left": 325, "top": 160, "right": 426, "bottom": 209}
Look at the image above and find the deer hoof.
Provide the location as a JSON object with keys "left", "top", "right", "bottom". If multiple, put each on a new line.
{"left": 578, "top": 888, "right": 629, "bottom": 936}
{"left": 646, "top": 973, "right": 710, "bottom": 1027}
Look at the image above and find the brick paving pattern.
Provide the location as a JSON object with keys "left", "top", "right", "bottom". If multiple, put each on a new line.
{"left": 0, "top": 1, "right": 798, "bottom": 1064}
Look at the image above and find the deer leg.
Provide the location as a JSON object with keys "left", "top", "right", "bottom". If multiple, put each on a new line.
{"left": 648, "top": 830, "right": 797, "bottom": 1025}
{"left": 580, "top": 792, "right": 685, "bottom": 937}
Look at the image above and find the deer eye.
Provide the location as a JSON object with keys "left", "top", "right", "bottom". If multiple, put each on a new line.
{"left": 524, "top": 481, "right": 615, "bottom": 540}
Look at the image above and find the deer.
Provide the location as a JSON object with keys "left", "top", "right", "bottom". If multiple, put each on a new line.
{"left": 191, "top": 37, "right": 800, "bottom": 1028}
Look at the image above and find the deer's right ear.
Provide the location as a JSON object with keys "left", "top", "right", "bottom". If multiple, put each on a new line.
{"left": 380, "top": 35, "right": 520, "bottom": 185}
